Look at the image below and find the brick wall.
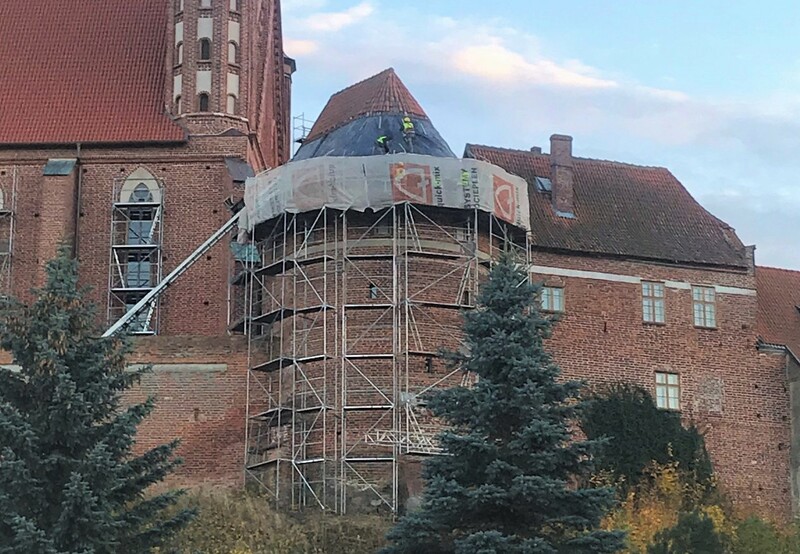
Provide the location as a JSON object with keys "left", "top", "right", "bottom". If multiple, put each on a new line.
{"left": 530, "top": 249, "right": 791, "bottom": 519}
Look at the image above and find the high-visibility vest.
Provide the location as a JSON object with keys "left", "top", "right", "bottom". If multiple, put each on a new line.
{"left": 403, "top": 120, "right": 414, "bottom": 132}
{"left": 377, "top": 135, "right": 388, "bottom": 144}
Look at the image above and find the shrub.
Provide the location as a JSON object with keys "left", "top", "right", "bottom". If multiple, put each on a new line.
{"left": 646, "top": 510, "right": 725, "bottom": 554}
{"left": 159, "top": 488, "right": 389, "bottom": 554}
{"left": 580, "top": 383, "right": 713, "bottom": 496}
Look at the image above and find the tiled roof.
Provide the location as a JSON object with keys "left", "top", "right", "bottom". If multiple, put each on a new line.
{"left": 0, "top": 0, "right": 185, "bottom": 146}
{"left": 756, "top": 266, "right": 800, "bottom": 359}
{"left": 466, "top": 144, "right": 749, "bottom": 268}
{"left": 305, "top": 68, "right": 427, "bottom": 142}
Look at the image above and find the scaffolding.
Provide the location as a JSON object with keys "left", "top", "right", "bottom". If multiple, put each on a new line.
{"left": 107, "top": 176, "right": 165, "bottom": 334}
{"left": 242, "top": 203, "right": 528, "bottom": 514}
{"left": 292, "top": 113, "right": 315, "bottom": 156}
{"left": 0, "top": 167, "right": 17, "bottom": 298}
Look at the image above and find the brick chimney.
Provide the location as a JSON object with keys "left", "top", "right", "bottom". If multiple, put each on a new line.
{"left": 550, "top": 134, "right": 575, "bottom": 217}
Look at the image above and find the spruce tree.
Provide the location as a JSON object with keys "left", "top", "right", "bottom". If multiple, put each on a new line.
{"left": 0, "top": 248, "right": 194, "bottom": 553}
{"left": 382, "top": 258, "right": 625, "bottom": 553}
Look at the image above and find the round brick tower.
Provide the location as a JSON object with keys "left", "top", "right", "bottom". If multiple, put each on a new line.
{"left": 238, "top": 69, "right": 531, "bottom": 514}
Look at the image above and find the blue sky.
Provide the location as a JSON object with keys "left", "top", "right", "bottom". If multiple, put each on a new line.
{"left": 282, "top": 0, "right": 800, "bottom": 269}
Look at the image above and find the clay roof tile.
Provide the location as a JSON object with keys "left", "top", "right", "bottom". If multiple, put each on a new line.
{"left": 466, "top": 143, "right": 749, "bottom": 268}
{"left": 305, "top": 68, "right": 427, "bottom": 142}
{"left": 0, "top": 0, "right": 185, "bottom": 146}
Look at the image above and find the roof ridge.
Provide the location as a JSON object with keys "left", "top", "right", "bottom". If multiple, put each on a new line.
{"left": 328, "top": 67, "right": 396, "bottom": 99}
{"left": 757, "top": 265, "right": 800, "bottom": 275}
{"left": 305, "top": 67, "right": 428, "bottom": 142}
{"left": 466, "top": 143, "right": 669, "bottom": 171}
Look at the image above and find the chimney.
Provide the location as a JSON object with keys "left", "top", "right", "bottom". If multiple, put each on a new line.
{"left": 550, "top": 134, "right": 574, "bottom": 217}
{"left": 530, "top": 146, "right": 542, "bottom": 154}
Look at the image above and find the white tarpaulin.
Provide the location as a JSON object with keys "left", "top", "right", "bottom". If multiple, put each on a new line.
{"left": 242, "top": 154, "right": 531, "bottom": 232}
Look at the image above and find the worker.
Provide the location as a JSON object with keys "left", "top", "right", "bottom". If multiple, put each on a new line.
{"left": 402, "top": 116, "right": 415, "bottom": 136}
{"left": 376, "top": 134, "right": 391, "bottom": 154}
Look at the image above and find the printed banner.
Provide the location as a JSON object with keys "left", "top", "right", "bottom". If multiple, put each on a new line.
{"left": 243, "top": 153, "right": 531, "bottom": 231}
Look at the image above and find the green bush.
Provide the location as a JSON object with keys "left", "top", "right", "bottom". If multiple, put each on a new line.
{"left": 580, "top": 383, "right": 713, "bottom": 495}
{"left": 732, "top": 516, "right": 800, "bottom": 554}
{"left": 647, "top": 510, "right": 725, "bottom": 554}
{"left": 158, "top": 489, "right": 389, "bottom": 554}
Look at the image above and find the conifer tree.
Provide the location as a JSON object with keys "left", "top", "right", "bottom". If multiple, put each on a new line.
{"left": 382, "top": 257, "right": 625, "bottom": 553}
{"left": 0, "top": 248, "right": 194, "bottom": 553}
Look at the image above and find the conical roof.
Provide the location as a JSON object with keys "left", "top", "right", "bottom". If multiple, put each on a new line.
{"left": 295, "top": 68, "right": 455, "bottom": 159}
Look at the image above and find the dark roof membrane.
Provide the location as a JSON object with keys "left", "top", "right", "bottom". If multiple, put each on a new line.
{"left": 294, "top": 114, "right": 455, "bottom": 160}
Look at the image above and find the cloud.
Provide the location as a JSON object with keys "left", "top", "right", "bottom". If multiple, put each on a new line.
{"left": 284, "top": 39, "right": 319, "bottom": 57}
{"left": 283, "top": 3, "right": 800, "bottom": 268}
{"left": 451, "top": 43, "right": 617, "bottom": 89}
{"left": 302, "top": 2, "right": 374, "bottom": 32}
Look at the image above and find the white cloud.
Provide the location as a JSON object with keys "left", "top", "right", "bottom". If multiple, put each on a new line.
{"left": 451, "top": 43, "right": 617, "bottom": 89}
{"left": 302, "top": 2, "right": 374, "bottom": 32}
{"left": 284, "top": 39, "right": 319, "bottom": 57}
{"left": 282, "top": 0, "right": 328, "bottom": 13}
{"left": 283, "top": 4, "right": 800, "bottom": 268}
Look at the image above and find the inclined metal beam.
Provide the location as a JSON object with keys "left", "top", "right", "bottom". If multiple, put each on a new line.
{"left": 103, "top": 212, "right": 242, "bottom": 338}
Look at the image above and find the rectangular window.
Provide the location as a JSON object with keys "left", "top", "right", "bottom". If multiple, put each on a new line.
{"left": 642, "top": 281, "right": 665, "bottom": 324}
{"left": 655, "top": 372, "right": 680, "bottom": 410}
{"left": 540, "top": 286, "right": 564, "bottom": 313}
{"left": 692, "top": 286, "right": 716, "bottom": 328}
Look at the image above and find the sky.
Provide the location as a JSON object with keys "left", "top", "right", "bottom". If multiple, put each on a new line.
{"left": 282, "top": 0, "right": 800, "bottom": 270}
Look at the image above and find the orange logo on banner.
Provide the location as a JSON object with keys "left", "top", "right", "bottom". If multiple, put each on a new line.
{"left": 493, "top": 174, "right": 517, "bottom": 223}
{"left": 391, "top": 163, "right": 433, "bottom": 204}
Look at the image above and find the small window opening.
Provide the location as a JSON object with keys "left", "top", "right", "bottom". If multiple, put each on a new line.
{"left": 535, "top": 176, "right": 552, "bottom": 192}
{"left": 463, "top": 290, "right": 471, "bottom": 306}
{"left": 175, "top": 95, "right": 182, "bottom": 114}
{"left": 229, "top": 0, "right": 239, "bottom": 10}
{"left": 198, "top": 93, "right": 209, "bottom": 112}
{"left": 227, "top": 94, "right": 236, "bottom": 114}
{"left": 199, "top": 38, "right": 211, "bottom": 60}
{"left": 176, "top": 42, "right": 183, "bottom": 65}
{"left": 425, "top": 356, "right": 434, "bottom": 374}
{"left": 200, "top": 0, "right": 212, "bottom": 7}
{"left": 369, "top": 283, "right": 379, "bottom": 299}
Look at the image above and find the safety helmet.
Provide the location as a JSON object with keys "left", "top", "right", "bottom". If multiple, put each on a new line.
{"left": 403, "top": 117, "right": 411, "bottom": 122}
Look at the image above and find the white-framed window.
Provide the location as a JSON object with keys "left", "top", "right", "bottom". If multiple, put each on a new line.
{"left": 176, "top": 42, "right": 183, "bottom": 65}
{"left": 200, "top": 0, "right": 212, "bottom": 7}
{"left": 642, "top": 281, "right": 665, "bottom": 324}
{"left": 229, "top": 0, "right": 239, "bottom": 10}
{"left": 692, "top": 286, "right": 716, "bottom": 328}
{"left": 655, "top": 372, "right": 680, "bottom": 410}
{"left": 540, "top": 286, "right": 564, "bottom": 313}
{"left": 227, "top": 94, "right": 236, "bottom": 114}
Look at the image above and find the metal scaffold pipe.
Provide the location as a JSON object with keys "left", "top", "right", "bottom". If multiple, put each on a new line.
{"left": 103, "top": 211, "right": 241, "bottom": 338}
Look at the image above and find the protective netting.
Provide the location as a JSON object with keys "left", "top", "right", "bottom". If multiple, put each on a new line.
{"left": 242, "top": 153, "right": 531, "bottom": 232}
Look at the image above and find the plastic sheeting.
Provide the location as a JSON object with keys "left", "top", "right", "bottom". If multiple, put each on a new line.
{"left": 294, "top": 114, "right": 456, "bottom": 160}
{"left": 242, "top": 153, "right": 531, "bottom": 232}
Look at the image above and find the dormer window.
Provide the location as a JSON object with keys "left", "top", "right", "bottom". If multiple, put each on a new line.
{"left": 198, "top": 93, "right": 210, "bottom": 112}
{"left": 199, "top": 38, "right": 211, "bottom": 60}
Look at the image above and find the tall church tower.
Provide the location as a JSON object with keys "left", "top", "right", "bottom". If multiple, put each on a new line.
{"left": 167, "top": 0, "right": 293, "bottom": 169}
